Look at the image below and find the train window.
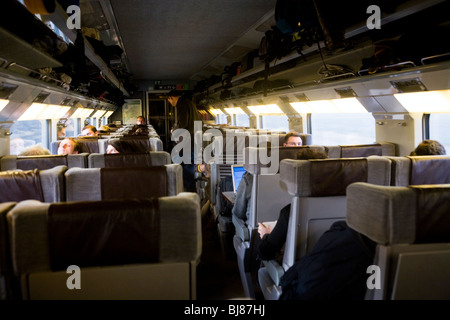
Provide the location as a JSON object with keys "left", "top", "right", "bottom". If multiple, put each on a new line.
{"left": 311, "top": 113, "right": 375, "bottom": 145}
{"left": 235, "top": 114, "right": 250, "bottom": 127}
{"left": 429, "top": 114, "right": 450, "bottom": 153}
{"left": 260, "top": 115, "right": 289, "bottom": 132}
{"left": 216, "top": 114, "right": 227, "bottom": 124}
{"left": 10, "top": 120, "right": 48, "bottom": 155}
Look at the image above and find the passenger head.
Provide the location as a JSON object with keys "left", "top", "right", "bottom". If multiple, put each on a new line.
{"left": 106, "top": 140, "right": 121, "bottom": 154}
{"left": 19, "top": 145, "right": 51, "bottom": 156}
{"left": 99, "top": 125, "right": 110, "bottom": 133}
{"left": 136, "top": 116, "right": 146, "bottom": 125}
{"left": 296, "top": 147, "right": 329, "bottom": 160}
{"left": 57, "top": 138, "right": 81, "bottom": 155}
{"left": 57, "top": 125, "right": 66, "bottom": 139}
{"left": 283, "top": 132, "right": 303, "bottom": 147}
{"left": 167, "top": 90, "right": 183, "bottom": 107}
{"left": 81, "top": 125, "right": 98, "bottom": 136}
{"left": 410, "top": 139, "right": 446, "bottom": 156}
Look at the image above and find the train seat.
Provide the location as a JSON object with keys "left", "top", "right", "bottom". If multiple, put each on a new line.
{"left": 0, "top": 165, "right": 67, "bottom": 203}
{"left": 88, "top": 151, "right": 171, "bottom": 168}
{"left": 347, "top": 182, "right": 450, "bottom": 300}
{"left": 6, "top": 192, "right": 202, "bottom": 299}
{"left": 1, "top": 154, "right": 88, "bottom": 171}
{"left": 50, "top": 137, "right": 108, "bottom": 154}
{"left": 388, "top": 155, "right": 450, "bottom": 186}
{"left": 257, "top": 155, "right": 392, "bottom": 300}
{"left": 65, "top": 164, "right": 183, "bottom": 202}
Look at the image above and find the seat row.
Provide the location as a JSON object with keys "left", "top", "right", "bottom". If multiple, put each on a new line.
{"left": 0, "top": 192, "right": 201, "bottom": 300}
{"left": 49, "top": 136, "right": 163, "bottom": 154}
{"left": 249, "top": 154, "right": 450, "bottom": 300}
{"left": 0, "top": 163, "right": 183, "bottom": 203}
{"left": 1, "top": 151, "right": 171, "bottom": 171}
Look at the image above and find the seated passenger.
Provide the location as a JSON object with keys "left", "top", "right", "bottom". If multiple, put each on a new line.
{"left": 136, "top": 116, "right": 147, "bottom": 125}
{"left": 257, "top": 148, "right": 329, "bottom": 261}
{"left": 106, "top": 140, "right": 137, "bottom": 153}
{"left": 410, "top": 139, "right": 446, "bottom": 156}
{"left": 99, "top": 125, "right": 111, "bottom": 133}
{"left": 57, "top": 138, "right": 81, "bottom": 155}
{"left": 81, "top": 125, "right": 98, "bottom": 136}
{"left": 18, "top": 144, "right": 51, "bottom": 156}
{"left": 283, "top": 131, "right": 303, "bottom": 147}
{"left": 279, "top": 220, "right": 376, "bottom": 300}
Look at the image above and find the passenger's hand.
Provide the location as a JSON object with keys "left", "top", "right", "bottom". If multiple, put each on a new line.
{"left": 258, "top": 222, "right": 272, "bottom": 238}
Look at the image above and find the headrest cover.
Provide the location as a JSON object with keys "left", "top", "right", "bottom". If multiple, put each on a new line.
{"left": 412, "top": 184, "right": 450, "bottom": 243}
{"left": 48, "top": 198, "right": 160, "bottom": 271}
{"left": 311, "top": 158, "right": 368, "bottom": 196}
{"left": 340, "top": 144, "right": 382, "bottom": 158}
{"left": 347, "top": 183, "right": 450, "bottom": 245}
{"left": 0, "top": 169, "right": 44, "bottom": 202}
{"left": 100, "top": 166, "right": 168, "bottom": 199}
{"left": 104, "top": 153, "right": 153, "bottom": 167}
{"left": 409, "top": 156, "right": 450, "bottom": 185}
{"left": 17, "top": 155, "right": 68, "bottom": 170}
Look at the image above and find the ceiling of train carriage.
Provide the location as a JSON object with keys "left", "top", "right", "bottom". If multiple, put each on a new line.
{"left": 79, "top": 0, "right": 277, "bottom": 82}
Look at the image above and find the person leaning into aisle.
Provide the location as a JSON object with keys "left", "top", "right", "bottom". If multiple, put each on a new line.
{"left": 167, "top": 90, "right": 204, "bottom": 192}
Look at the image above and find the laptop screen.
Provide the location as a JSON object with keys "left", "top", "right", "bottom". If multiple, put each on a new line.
{"left": 231, "top": 165, "right": 247, "bottom": 192}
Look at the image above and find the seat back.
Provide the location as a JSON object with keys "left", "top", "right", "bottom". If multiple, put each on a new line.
{"left": 0, "top": 166, "right": 67, "bottom": 203}
{"left": 1, "top": 154, "right": 88, "bottom": 171}
{"left": 6, "top": 193, "right": 201, "bottom": 299}
{"left": 88, "top": 151, "right": 171, "bottom": 168}
{"left": 65, "top": 164, "right": 183, "bottom": 201}
{"left": 347, "top": 182, "right": 450, "bottom": 300}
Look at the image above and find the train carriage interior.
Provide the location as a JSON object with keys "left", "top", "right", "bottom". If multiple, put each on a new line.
{"left": 0, "top": 0, "right": 450, "bottom": 303}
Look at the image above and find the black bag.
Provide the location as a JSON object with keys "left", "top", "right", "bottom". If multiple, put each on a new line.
{"left": 216, "top": 175, "right": 234, "bottom": 217}
{"left": 275, "top": 0, "right": 319, "bottom": 35}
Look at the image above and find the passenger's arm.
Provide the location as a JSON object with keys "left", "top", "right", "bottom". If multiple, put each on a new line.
{"left": 257, "top": 204, "right": 290, "bottom": 261}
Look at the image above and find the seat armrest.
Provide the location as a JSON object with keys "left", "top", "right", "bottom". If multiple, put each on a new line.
{"left": 232, "top": 214, "right": 250, "bottom": 241}
{"left": 262, "top": 259, "right": 285, "bottom": 286}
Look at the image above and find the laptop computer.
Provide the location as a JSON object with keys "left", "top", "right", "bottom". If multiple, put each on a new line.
{"left": 222, "top": 165, "right": 247, "bottom": 205}
{"left": 231, "top": 164, "right": 247, "bottom": 193}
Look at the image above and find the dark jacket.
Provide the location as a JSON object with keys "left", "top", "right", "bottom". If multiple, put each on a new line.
{"left": 257, "top": 203, "right": 290, "bottom": 261}
{"left": 279, "top": 220, "right": 376, "bottom": 300}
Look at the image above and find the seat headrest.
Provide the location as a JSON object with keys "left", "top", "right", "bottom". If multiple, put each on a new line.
{"left": 347, "top": 182, "right": 450, "bottom": 245}
{"left": 280, "top": 157, "right": 390, "bottom": 196}
{"left": 0, "top": 169, "right": 44, "bottom": 202}
{"left": 16, "top": 155, "right": 68, "bottom": 170}
{"left": 340, "top": 144, "right": 382, "bottom": 158}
